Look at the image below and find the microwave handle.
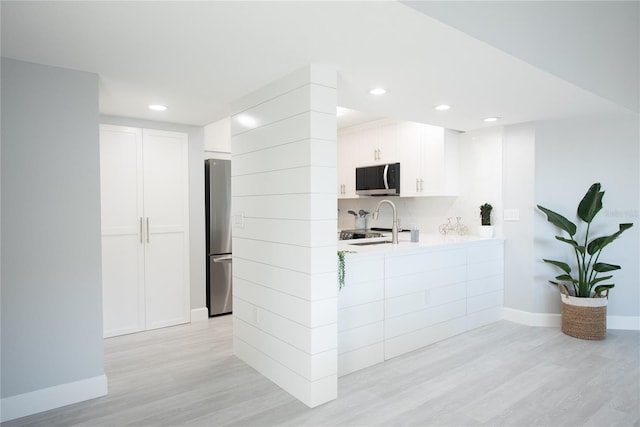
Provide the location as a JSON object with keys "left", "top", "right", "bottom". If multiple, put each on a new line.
{"left": 383, "top": 164, "right": 389, "bottom": 190}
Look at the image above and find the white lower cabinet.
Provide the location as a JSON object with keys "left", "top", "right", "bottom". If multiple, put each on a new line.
{"left": 338, "top": 240, "right": 504, "bottom": 375}
{"left": 100, "top": 125, "right": 190, "bottom": 338}
{"left": 337, "top": 254, "right": 385, "bottom": 377}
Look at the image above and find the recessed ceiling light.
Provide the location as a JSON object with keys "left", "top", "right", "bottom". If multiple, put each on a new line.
{"left": 148, "top": 104, "right": 167, "bottom": 111}
{"left": 483, "top": 117, "right": 500, "bottom": 123}
{"left": 435, "top": 104, "right": 451, "bottom": 111}
{"left": 369, "top": 88, "right": 387, "bottom": 95}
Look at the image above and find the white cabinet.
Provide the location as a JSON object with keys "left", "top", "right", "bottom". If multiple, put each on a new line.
{"left": 400, "top": 122, "right": 459, "bottom": 197}
{"left": 337, "top": 129, "right": 359, "bottom": 199}
{"left": 204, "top": 118, "right": 231, "bottom": 154}
{"left": 337, "top": 240, "right": 504, "bottom": 375}
{"left": 383, "top": 240, "right": 504, "bottom": 360}
{"left": 100, "top": 125, "right": 190, "bottom": 338}
{"left": 357, "top": 121, "right": 399, "bottom": 165}
{"left": 337, "top": 118, "right": 458, "bottom": 199}
{"left": 337, "top": 254, "right": 385, "bottom": 377}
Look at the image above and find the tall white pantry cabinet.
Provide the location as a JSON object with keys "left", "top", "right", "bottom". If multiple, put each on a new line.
{"left": 99, "top": 125, "right": 190, "bottom": 338}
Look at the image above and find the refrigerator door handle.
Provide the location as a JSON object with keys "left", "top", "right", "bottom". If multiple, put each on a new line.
{"left": 212, "top": 255, "right": 232, "bottom": 262}
{"left": 146, "top": 217, "right": 150, "bottom": 243}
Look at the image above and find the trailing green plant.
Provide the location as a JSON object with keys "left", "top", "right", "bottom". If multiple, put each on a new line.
{"left": 480, "top": 203, "right": 493, "bottom": 226}
{"left": 337, "top": 250, "right": 354, "bottom": 290}
{"left": 537, "top": 183, "right": 633, "bottom": 298}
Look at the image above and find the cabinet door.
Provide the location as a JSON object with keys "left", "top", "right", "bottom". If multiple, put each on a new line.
{"left": 399, "top": 122, "right": 424, "bottom": 197}
{"left": 99, "top": 125, "right": 145, "bottom": 338}
{"left": 142, "top": 129, "right": 190, "bottom": 330}
{"left": 338, "top": 131, "right": 359, "bottom": 199}
{"left": 420, "top": 125, "right": 445, "bottom": 195}
{"left": 377, "top": 122, "right": 398, "bottom": 164}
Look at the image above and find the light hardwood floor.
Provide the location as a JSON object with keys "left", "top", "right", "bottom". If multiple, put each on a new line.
{"left": 4, "top": 317, "right": 639, "bottom": 426}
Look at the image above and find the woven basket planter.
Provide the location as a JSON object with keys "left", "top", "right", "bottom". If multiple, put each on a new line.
{"left": 559, "top": 285, "right": 608, "bottom": 340}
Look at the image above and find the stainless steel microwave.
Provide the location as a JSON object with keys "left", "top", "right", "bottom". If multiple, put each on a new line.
{"left": 355, "top": 163, "right": 400, "bottom": 196}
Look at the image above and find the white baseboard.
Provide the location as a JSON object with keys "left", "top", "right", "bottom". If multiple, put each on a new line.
{"left": 503, "top": 308, "right": 561, "bottom": 327}
{"left": 1, "top": 374, "right": 108, "bottom": 422}
{"left": 607, "top": 316, "right": 640, "bottom": 331}
{"left": 503, "top": 308, "right": 640, "bottom": 331}
{"left": 191, "top": 307, "right": 209, "bottom": 322}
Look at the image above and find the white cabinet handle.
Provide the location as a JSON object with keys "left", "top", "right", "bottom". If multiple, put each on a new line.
{"left": 420, "top": 179, "right": 424, "bottom": 192}
{"left": 146, "top": 217, "right": 150, "bottom": 243}
{"left": 139, "top": 217, "right": 144, "bottom": 243}
{"left": 416, "top": 179, "right": 420, "bottom": 192}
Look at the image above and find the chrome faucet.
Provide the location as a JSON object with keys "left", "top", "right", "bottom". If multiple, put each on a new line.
{"left": 372, "top": 199, "right": 399, "bottom": 244}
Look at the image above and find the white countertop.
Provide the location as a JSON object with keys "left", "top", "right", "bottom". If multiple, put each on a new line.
{"left": 338, "top": 232, "right": 502, "bottom": 256}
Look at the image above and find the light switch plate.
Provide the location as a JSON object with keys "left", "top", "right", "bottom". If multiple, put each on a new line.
{"left": 504, "top": 208, "right": 520, "bottom": 221}
{"left": 233, "top": 212, "right": 245, "bottom": 228}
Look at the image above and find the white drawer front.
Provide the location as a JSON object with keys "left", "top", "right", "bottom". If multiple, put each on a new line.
{"left": 338, "top": 321, "right": 384, "bottom": 354}
{"left": 467, "top": 241, "right": 504, "bottom": 264}
{"left": 338, "top": 301, "right": 384, "bottom": 332}
{"left": 468, "top": 259, "right": 503, "bottom": 281}
{"left": 467, "top": 275, "right": 504, "bottom": 297}
{"left": 385, "top": 248, "right": 467, "bottom": 278}
{"left": 385, "top": 266, "right": 466, "bottom": 299}
{"left": 385, "top": 317, "right": 467, "bottom": 360}
{"left": 385, "top": 299, "right": 466, "bottom": 339}
{"left": 338, "top": 279, "right": 384, "bottom": 309}
{"left": 467, "top": 289, "right": 504, "bottom": 313}
{"left": 386, "top": 282, "right": 467, "bottom": 319}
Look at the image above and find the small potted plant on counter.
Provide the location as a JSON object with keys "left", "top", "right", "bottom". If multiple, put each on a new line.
{"left": 478, "top": 203, "right": 494, "bottom": 237}
{"left": 537, "top": 183, "right": 633, "bottom": 340}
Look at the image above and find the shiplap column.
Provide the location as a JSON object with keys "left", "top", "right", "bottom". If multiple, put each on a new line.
{"left": 230, "top": 65, "right": 337, "bottom": 407}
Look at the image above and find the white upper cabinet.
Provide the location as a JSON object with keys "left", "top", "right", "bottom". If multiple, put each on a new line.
{"left": 338, "top": 128, "right": 359, "bottom": 199}
{"left": 399, "top": 122, "right": 459, "bottom": 197}
{"left": 357, "top": 120, "right": 399, "bottom": 166}
{"left": 204, "top": 117, "right": 231, "bottom": 153}
{"left": 337, "top": 118, "right": 459, "bottom": 199}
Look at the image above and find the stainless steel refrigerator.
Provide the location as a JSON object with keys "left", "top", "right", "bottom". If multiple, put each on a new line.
{"left": 205, "top": 159, "right": 232, "bottom": 316}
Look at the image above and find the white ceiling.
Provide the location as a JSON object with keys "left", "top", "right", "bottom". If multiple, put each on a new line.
{"left": 2, "top": 1, "right": 636, "bottom": 131}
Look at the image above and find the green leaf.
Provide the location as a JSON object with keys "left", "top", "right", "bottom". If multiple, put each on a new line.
{"left": 555, "top": 236, "right": 585, "bottom": 254}
{"left": 555, "top": 274, "right": 578, "bottom": 283}
{"left": 537, "top": 205, "right": 577, "bottom": 236}
{"left": 594, "top": 284, "right": 615, "bottom": 297}
{"left": 590, "top": 275, "right": 613, "bottom": 286}
{"left": 593, "top": 262, "right": 621, "bottom": 272}
{"left": 549, "top": 281, "right": 559, "bottom": 286}
{"left": 587, "top": 223, "right": 634, "bottom": 254}
{"left": 577, "top": 183, "right": 603, "bottom": 223}
{"left": 543, "top": 259, "right": 572, "bottom": 274}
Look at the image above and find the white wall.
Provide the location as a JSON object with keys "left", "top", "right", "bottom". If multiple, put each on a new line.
{"left": 231, "top": 65, "right": 338, "bottom": 407}
{"left": 1, "top": 58, "right": 107, "bottom": 421}
{"left": 502, "top": 123, "right": 536, "bottom": 314}
{"left": 534, "top": 115, "right": 640, "bottom": 321}
{"left": 100, "top": 115, "right": 206, "bottom": 315}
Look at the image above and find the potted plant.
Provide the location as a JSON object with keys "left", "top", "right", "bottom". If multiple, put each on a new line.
{"left": 537, "top": 183, "right": 633, "bottom": 340}
{"left": 478, "top": 203, "right": 494, "bottom": 237}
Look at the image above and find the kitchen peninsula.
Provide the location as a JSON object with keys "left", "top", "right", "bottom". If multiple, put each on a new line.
{"left": 337, "top": 234, "right": 504, "bottom": 377}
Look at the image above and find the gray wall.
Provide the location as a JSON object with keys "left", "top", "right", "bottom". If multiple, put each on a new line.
{"left": 1, "top": 58, "right": 104, "bottom": 396}
{"left": 534, "top": 115, "right": 640, "bottom": 316}
{"left": 100, "top": 115, "right": 205, "bottom": 311}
